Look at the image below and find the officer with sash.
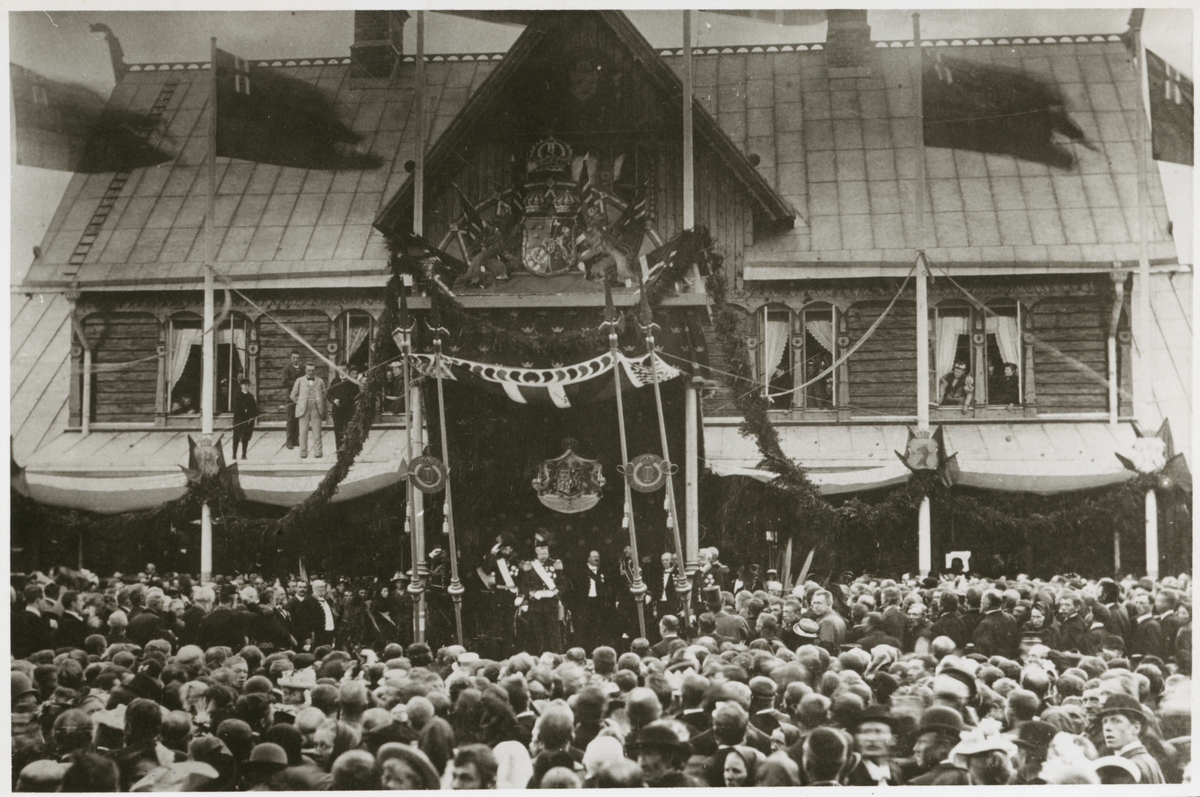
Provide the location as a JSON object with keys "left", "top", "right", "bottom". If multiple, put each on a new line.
{"left": 478, "top": 534, "right": 522, "bottom": 651}
{"left": 519, "top": 530, "right": 566, "bottom": 654}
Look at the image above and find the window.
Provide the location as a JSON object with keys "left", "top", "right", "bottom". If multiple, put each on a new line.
{"left": 934, "top": 304, "right": 972, "bottom": 407}
{"left": 759, "top": 307, "right": 793, "bottom": 407}
{"left": 984, "top": 304, "right": 1022, "bottom": 406}
{"left": 167, "top": 312, "right": 250, "bottom": 416}
{"left": 800, "top": 304, "right": 837, "bottom": 408}
{"left": 336, "top": 311, "right": 373, "bottom": 371}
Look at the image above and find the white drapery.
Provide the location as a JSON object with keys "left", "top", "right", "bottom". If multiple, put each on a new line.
{"left": 344, "top": 325, "right": 369, "bottom": 364}
{"left": 169, "top": 326, "right": 201, "bottom": 393}
{"left": 988, "top": 313, "right": 1020, "bottom": 371}
{"left": 935, "top": 314, "right": 968, "bottom": 381}
{"left": 760, "top": 310, "right": 789, "bottom": 397}
{"left": 805, "top": 318, "right": 835, "bottom": 355}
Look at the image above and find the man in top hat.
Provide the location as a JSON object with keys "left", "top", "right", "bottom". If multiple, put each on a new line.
{"left": 1098, "top": 694, "right": 1164, "bottom": 784}
{"left": 520, "top": 535, "right": 566, "bottom": 654}
{"left": 1010, "top": 719, "right": 1057, "bottom": 785}
{"left": 844, "top": 705, "right": 905, "bottom": 785}
{"left": 906, "top": 706, "right": 969, "bottom": 785}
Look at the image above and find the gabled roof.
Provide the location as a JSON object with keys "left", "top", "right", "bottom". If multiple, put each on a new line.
{"left": 373, "top": 9, "right": 796, "bottom": 234}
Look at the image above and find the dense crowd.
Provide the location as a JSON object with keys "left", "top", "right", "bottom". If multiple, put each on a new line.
{"left": 9, "top": 559, "right": 1193, "bottom": 790}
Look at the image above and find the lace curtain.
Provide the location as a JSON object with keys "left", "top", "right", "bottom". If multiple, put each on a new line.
{"left": 988, "top": 314, "right": 1020, "bottom": 370}
{"left": 804, "top": 318, "right": 835, "bottom": 354}
{"left": 760, "top": 311, "right": 789, "bottom": 397}
{"left": 344, "top": 325, "right": 369, "bottom": 365}
{"left": 935, "top": 314, "right": 968, "bottom": 380}
{"left": 169, "top": 325, "right": 201, "bottom": 393}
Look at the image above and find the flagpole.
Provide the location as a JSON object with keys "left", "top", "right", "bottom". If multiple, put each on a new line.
{"left": 1132, "top": 17, "right": 1159, "bottom": 580}
{"left": 603, "top": 285, "right": 647, "bottom": 640}
{"left": 410, "top": 9, "right": 428, "bottom": 644}
{"left": 201, "top": 36, "right": 218, "bottom": 585}
{"left": 430, "top": 304, "right": 465, "bottom": 646}
{"left": 682, "top": 10, "right": 694, "bottom": 230}
{"left": 639, "top": 301, "right": 691, "bottom": 633}
{"left": 398, "top": 285, "right": 423, "bottom": 643}
{"left": 911, "top": 15, "right": 933, "bottom": 578}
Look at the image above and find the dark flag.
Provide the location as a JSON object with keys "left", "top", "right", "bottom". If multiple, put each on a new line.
{"left": 11, "top": 63, "right": 172, "bottom": 173}
{"left": 922, "top": 52, "right": 1087, "bottom": 169}
{"left": 1146, "top": 50, "right": 1194, "bottom": 165}
{"left": 214, "top": 48, "right": 382, "bottom": 170}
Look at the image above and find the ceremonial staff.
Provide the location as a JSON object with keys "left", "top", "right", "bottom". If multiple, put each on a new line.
{"left": 428, "top": 301, "right": 465, "bottom": 645}
{"left": 637, "top": 294, "right": 691, "bottom": 631}
{"left": 601, "top": 283, "right": 647, "bottom": 640}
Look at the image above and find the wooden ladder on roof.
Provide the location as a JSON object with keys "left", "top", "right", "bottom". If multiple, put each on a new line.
{"left": 64, "top": 79, "right": 180, "bottom": 278}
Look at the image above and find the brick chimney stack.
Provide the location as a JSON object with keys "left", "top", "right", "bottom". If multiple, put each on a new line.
{"left": 351, "top": 10, "right": 410, "bottom": 78}
{"left": 826, "top": 10, "right": 872, "bottom": 70}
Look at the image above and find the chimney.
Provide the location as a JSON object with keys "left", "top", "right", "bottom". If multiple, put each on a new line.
{"left": 826, "top": 10, "right": 872, "bottom": 70}
{"left": 351, "top": 10, "right": 409, "bottom": 78}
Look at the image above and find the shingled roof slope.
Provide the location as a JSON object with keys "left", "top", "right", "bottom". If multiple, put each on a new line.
{"left": 21, "top": 56, "right": 499, "bottom": 290}
{"left": 660, "top": 36, "right": 1177, "bottom": 276}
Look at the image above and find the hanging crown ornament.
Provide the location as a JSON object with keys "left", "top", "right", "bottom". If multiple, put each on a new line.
{"left": 527, "top": 136, "right": 573, "bottom": 174}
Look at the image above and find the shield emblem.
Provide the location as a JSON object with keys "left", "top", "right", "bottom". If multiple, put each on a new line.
{"left": 624, "top": 453, "right": 668, "bottom": 493}
{"left": 408, "top": 455, "right": 448, "bottom": 494}
{"left": 532, "top": 439, "right": 605, "bottom": 513}
{"left": 905, "top": 436, "right": 939, "bottom": 471}
{"left": 523, "top": 215, "right": 578, "bottom": 276}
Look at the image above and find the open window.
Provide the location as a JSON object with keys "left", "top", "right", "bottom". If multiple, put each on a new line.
{"left": 336, "top": 311, "right": 373, "bottom": 372}
{"left": 800, "top": 303, "right": 837, "bottom": 408}
{"left": 934, "top": 303, "right": 972, "bottom": 407}
{"left": 167, "top": 312, "right": 250, "bottom": 416}
{"left": 984, "top": 303, "right": 1022, "bottom": 406}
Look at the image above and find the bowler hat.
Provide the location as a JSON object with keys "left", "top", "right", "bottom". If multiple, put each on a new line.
{"left": 1097, "top": 693, "right": 1149, "bottom": 726}
{"left": 1013, "top": 720, "right": 1058, "bottom": 752}
{"left": 849, "top": 704, "right": 900, "bottom": 731}
{"left": 918, "top": 705, "right": 965, "bottom": 738}
{"left": 630, "top": 723, "right": 689, "bottom": 755}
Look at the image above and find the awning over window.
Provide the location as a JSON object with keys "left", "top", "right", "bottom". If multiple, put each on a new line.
{"left": 705, "top": 422, "right": 1140, "bottom": 495}
{"left": 18, "top": 428, "right": 415, "bottom": 514}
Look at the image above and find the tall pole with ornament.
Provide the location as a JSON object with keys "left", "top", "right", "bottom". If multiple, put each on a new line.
{"left": 637, "top": 293, "right": 692, "bottom": 632}
{"left": 429, "top": 301, "right": 465, "bottom": 645}
{"left": 602, "top": 283, "right": 648, "bottom": 640}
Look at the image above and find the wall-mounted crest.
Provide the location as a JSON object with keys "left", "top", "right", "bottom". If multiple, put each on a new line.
{"left": 532, "top": 438, "right": 605, "bottom": 513}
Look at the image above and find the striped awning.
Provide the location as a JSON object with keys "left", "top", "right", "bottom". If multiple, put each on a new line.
{"left": 17, "top": 427, "right": 415, "bottom": 514}
{"left": 705, "top": 422, "right": 1140, "bottom": 496}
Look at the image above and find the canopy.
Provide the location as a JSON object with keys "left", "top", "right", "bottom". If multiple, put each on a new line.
{"left": 705, "top": 421, "right": 1140, "bottom": 496}
{"left": 18, "top": 428, "right": 415, "bottom": 514}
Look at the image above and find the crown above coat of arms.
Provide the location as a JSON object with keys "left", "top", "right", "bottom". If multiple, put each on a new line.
{"left": 527, "top": 136, "right": 572, "bottom": 174}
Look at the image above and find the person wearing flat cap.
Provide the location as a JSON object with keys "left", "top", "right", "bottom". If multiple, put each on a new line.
{"left": 1011, "top": 719, "right": 1057, "bottom": 785}
{"left": 1098, "top": 693, "right": 1164, "bottom": 784}
{"left": 844, "top": 705, "right": 906, "bottom": 785}
{"left": 630, "top": 721, "right": 696, "bottom": 787}
{"left": 747, "top": 676, "right": 788, "bottom": 735}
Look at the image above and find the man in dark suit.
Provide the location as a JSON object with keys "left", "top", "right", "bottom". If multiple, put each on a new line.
{"left": 1097, "top": 579, "right": 1130, "bottom": 642}
{"left": 290, "top": 363, "right": 328, "bottom": 459}
{"left": 12, "top": 584, "right": 54, "bottom": 658}
{"left": 1154, "top": 589, "right": 1184, "bottom": 659}
{"left": 1057, "top": 591, "right": 1095, "bottom": 655}
{"left": 179, "top": 586, "right": 213, "bottom": 648}
{"left": 572, "top": 549, "right": 611, "bottom": 652}
{"left": 929, "top": 591, "right": 963, "bottom": 646}
{"left": 1130, "top": 591, "right": 1166, "bottom": 660}
{"left": 327, "top": 364, "right": 362, "bottom": 453}
{"left": 196, "top": 585, "right": 248, "bottom": 651}
{"left": 649, "top": 615, "right": 683, "bottom": 658}
{"left": 972, "top": 589, "right": 1020, "bottom": 658}
{"left": 57, "top": 590, "right": 88, "bottom": 651}
{"left": 231, "top": 378, "right": 258, "bottom": 460}
{"left": 282, "top": 351, "right": 303, "bottom": 449}
{"left": 299, "top": 578, "right": 338, "bottom": 649}
{"left": 649, "top": 552, "right": 681, "bottom": 631}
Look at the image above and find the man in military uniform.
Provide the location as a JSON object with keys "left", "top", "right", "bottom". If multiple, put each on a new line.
{"left": 519, "top": 535, "right": 566, "bottom": 654}
{"left": 692, "top": 548, "right": 723, "bottom": 606}
{"left": 478, "top": 534, "right": 522, "bottom": 654}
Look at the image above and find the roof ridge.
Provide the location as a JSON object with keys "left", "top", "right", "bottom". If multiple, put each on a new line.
{"left": 118, "top": 32, "right": 1128, "bottom": 72}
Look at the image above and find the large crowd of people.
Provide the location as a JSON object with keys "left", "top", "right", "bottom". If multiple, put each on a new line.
{"left": 9, "top": 552, "right": 1193, "bottom": 790}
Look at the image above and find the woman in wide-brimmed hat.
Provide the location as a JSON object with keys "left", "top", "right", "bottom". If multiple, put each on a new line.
{"left": 948, "top": 718, "right": 1018, "bottom": 785}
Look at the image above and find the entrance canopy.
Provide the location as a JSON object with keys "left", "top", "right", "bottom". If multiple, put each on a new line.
{"left": 17, "top": 428, "right": 414, "bottom": 514}
{"left": 705, "top": 422, "right": 1140, "bottom": 496}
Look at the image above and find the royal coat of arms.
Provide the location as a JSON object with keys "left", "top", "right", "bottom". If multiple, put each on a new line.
{"left": 532, "top": 439, "right": 605, "bottom": 513}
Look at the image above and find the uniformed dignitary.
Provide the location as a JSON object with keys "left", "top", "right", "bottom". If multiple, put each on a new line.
{"left": 519, "top": 535, "right": 566, "bottom": 654}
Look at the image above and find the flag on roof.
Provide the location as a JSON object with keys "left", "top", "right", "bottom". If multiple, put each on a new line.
{"left": 1146, "top": 50, "right": 1194, "bottom": 166}
{"left": 10, "top": 63, "right": 172, "bottom": 173}
{"left": 922, "top": 52, "right": 1087, "bottom": 169}
{"left": 213, "top": 47, "right": 382, "bottom": 170}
